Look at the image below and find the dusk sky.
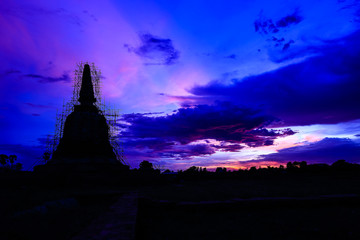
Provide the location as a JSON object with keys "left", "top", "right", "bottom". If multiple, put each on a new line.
{"left": 1, "top": 0, "right": 360, "bottom": 170}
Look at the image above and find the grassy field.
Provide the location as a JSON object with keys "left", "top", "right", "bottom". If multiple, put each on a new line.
{"left": 1, "top": 172, "right": 360, "bottom": 239}
{"left": 136, "top": 174, "right": 360, "bottom": 240}
{"left": 136, "top": 200, "right": 360, "bottom": 240}
{"left": 138, "top": 174, "right": 360, "bottom": 201}
{"left": 0, "top": 172, "right": 125, "bottom": 239}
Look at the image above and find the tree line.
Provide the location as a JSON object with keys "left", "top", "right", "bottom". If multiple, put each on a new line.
{"left": 137, "top": 159, "right": 360, "bottom": 177}
{"left": 0, "top": 154, "right": 22, "bottom": 171}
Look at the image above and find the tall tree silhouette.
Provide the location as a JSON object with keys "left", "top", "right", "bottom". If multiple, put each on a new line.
{"left": 0, "top": 154, "right": 8, "bottom": 167}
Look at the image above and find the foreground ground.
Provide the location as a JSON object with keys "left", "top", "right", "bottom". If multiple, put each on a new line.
{"left": 1, "top": 171, "right": 360, "bottom": 239}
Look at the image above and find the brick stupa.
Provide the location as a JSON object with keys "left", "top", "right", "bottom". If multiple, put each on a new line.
{"left": 39, "top": 64, "right": 126, "bottom": 172}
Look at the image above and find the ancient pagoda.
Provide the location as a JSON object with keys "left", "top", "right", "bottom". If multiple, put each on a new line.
{"left": 45, "top": 64, "right": 124, "bottom": 169}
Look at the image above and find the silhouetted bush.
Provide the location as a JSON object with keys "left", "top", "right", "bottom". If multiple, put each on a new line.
{"left": 138, "top": 160, "right": 160, "bottom": 175}
{"left": 331, "top": 159, "right": 360, "bottom": 171}
{"left": 139, "top": 161, "right": 153, "bottom": 171}
{"left": 0, "top": 154, "right": 21, "bottom": 172}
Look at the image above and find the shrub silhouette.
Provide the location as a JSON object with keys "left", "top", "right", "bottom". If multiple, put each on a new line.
{"left": 139, "top": 161, "right": 154, "bottom": 171}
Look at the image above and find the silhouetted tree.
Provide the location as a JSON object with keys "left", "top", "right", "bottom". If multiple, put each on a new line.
{"left": 185, "top": 166, "right": 200, "bottom": 173}
{"left": 249, "top": 166, "right": 257, "bottom": 172}
{"left": 286, "top": 162, "right": 294, "bottom": 170}
{"left": 293, "top": 161, "right": 301, "bottom": 168}
{"left": 300, "top": 161, "right": 307, "bottom": 169}
{"left": 163, "top": 169, "right": 172, "bottom": 173}
{"left": 139, "top": 160, "right": 153, "bottom": 171}
{"left": 0, "top": 154, "right": 8, "bottom": 168}
{"left": 332, "top": 159, "right": 352, "bottom": 171}
{"left": 215, "top": 167, "right": 227, "bottom": 173}
{"left": 8, "top": 155, "right": 17, "bottom": 168}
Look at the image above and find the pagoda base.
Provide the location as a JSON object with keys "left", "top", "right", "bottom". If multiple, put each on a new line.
{"left": 34, "top": 161, "right": 129, "bottom": 174}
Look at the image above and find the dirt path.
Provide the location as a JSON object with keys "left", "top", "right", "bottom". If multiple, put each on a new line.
{"left": 72, "top": 192, "right": 138, "bottom": 240}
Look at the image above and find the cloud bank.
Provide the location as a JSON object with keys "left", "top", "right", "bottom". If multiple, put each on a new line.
{"left": 124, "top": 33, "right": 180, "bottom": 65}
{"left": 258, "top": 138, "right": 360, "bottom": 164}
{"left": 119, "top": 102, "right": 295, "bottom": 165}
{"left": 190, "top": 30, "right": 360, "bottom": 126}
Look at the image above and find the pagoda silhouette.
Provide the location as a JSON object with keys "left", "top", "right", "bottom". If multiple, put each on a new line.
{"left": 37, "top": 64, "right": 127, "bottom": 172}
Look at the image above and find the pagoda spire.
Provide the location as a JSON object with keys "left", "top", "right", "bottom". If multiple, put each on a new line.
{"left": 78, "top": 64, "right": 96, "bottom": 105}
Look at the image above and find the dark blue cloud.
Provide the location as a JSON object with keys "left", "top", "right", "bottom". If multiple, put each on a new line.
{"left": 255, "top": 10, "right": 302, "bottom": 52}
{"left": 2, "top": 69, "right": 72, "bottom": 83}
{"left": 282, "top": 40, "right": 294, "bottom": 51}
{"left": 24, "top": 73, "right": 71, "bottom": 83}
{"left": 120, "top": 102, "right": 285, "bottom": 144}
{"left": 157, "top": 144, "right": 216, "bottom": 159}
{"left": 25, "top": 103, "right": 55, "bottom": 109}
{"left": 119, "top": 102, "right": 295, "bottom": 161}
{"left": 254, "top": 18, "right": 278, "bottom": 35}
{"left": 258, "top": 138, "right": 360, "bottom": 164}
{"left": 124, "top": 33, "right": 180, "bottom": 65}
{"left": 254, "top": 10, "right": 303, "bottom": 34}
{"left": 122, "top": 138, "right": 215, "bottom": 161}
{"left": 211, "top": 143, "right": 244, "bottom": 152}
{"left": 271, "top": 36, "right": 285, "bottom": 45}
{"left": 190, "top": 30, "right": 360, "bottom": 126}
{"left": 3, "top": 69, "right": 21, "bottom": 75}
{"left": 276, "top": 11, "right": 303, "bottom": 28}
{"left": 225, "top": 54, "right": 237, "bottom": 59}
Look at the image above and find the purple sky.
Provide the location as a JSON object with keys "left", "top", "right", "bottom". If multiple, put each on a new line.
{"left": 1, "top": 0, "right": 360, "bottom": 170}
